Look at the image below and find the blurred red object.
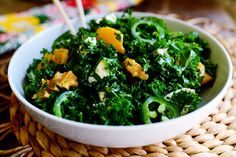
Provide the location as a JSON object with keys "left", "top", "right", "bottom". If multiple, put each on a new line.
{"left": 65, "top": 0, "right": 95, "bottom": 9}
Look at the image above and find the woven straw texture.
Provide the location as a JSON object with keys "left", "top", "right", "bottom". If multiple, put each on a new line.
{"left": 0, "top": 14, "right": 236, "bottom": 157}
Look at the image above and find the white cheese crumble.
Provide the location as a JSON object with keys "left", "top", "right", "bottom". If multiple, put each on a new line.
{"left": 96, "top": 18, "right": 102, "bottom": 24}
{"left": 105, "top": 13, "right": 117, "bottom": 23}
{"left": 84, "top": 37, "right": 97, "bottom": 46}
{"left": 95, "top": 60, "right": 109, "bottom": 79}
{"left": 157, "top": 48, "right": 168, "bottom": 55}
{"left": 88, "top": 76, "right": 97, "bottom": 83}
{"left": 165, "top": 88, "right": 195, "bottom": 99}
{"left": 98, "top": 91, "right": 106, "bottom": 101}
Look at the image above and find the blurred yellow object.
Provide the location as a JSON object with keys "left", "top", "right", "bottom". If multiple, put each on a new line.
{"left": 0, "top": 14, "right": 40, "bottom": 33}
{"left": 34, "top": 25, "right": 45, "bottom": 33}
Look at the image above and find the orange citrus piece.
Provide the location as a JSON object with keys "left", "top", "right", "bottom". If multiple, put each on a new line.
{"left": 96, "top": 27, "right": 125, "bottom": 54}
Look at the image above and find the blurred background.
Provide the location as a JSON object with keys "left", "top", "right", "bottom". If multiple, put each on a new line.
{"left": 0, "top": 0, "right": 235, "bottom": 55}
{"left": 0, "top": 0, "right": 236, "bottom": 25}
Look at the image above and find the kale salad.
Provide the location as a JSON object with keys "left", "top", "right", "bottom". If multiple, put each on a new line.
{"left": 23, "top": 10, "right": 217, "bottom": 125}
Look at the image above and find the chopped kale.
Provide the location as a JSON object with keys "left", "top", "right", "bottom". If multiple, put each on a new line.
{"left": 23, "top": 10, "right": 217, "bottom": 125}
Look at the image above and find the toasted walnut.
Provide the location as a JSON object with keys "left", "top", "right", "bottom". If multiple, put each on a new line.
{"left": 197, "top": 62, "right": 213, "bottom": 85}
{"left": 44, "top": 53, "right": 54, "bottom": 62}
{"left": 32, "top": 90, "right": 50, "bottom": 99}
{"left": 32, "top": 71, "right": 78, "bottom": 99}
{"left": 123, "top": 58, "right": 149, "bottom": 80}
{"left": 52, "top": 71, "right": 78, "bottom": 90}
{"left": 37, "top": 48, "right": 69, "bottom": 69}
{"left": 202, "top": 73, "right": 213, "bottom": 85}
{"left": 32, "top": 79, "right": 51, "bottom": 99}
{"left": 53, "top": 48, "right": 69, "bottom": 64}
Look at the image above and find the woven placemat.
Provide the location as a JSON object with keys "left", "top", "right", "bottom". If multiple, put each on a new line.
{"left": 0, "top": 14, "right": 236, "bottom": 157}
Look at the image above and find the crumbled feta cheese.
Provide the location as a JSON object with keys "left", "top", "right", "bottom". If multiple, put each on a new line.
{"left": 95, "top": 59, "right": 110, "bottom": 79}
{"left": 84, "top": 37, "right": 97, "bottom": 46}
{"left": 88, "top": 76, "right": 97, "bottom": 83}
{"left": 96, "top": 18, "right": 102, "bottom": 24}
{"left": 165, "top": 88, "right": 195, "bottom": 99}
{"left": 96, "top": 13, "right": 117, "bottom": 24}
{"left": 157, "top": 48, "right": 168, "bottom": 55}
{"left": 105, "top": 13, "right": 117, "bottom": 23}
{"left": 98, "top": 91, "right": 106, "bottom": 101}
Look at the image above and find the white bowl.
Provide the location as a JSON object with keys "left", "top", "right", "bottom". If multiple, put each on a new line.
{"left": 8, "top": 12, "right": 232, "bottom": 148}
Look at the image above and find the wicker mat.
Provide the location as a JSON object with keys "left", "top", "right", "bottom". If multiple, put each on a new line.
{"left": 0, "top": 14, "right": 236, "bottom": 157}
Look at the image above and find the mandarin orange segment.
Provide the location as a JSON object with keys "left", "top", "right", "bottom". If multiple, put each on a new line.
{"left": 96, "top": 27, "right": 125, "bottom": 54}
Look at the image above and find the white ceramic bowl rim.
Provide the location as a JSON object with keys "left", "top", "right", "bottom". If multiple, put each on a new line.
{"left": 8, "top": 12, "right": 233, "bottom": 131}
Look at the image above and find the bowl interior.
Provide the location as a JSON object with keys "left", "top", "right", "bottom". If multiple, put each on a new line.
{"left": 9, "top": 12, "right": 231, "bottom": 109}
